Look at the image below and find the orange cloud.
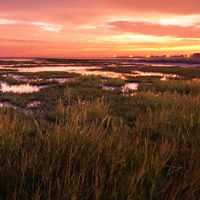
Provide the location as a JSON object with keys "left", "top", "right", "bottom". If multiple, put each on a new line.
{"left": 0, "top": 0, "right": 200, "bottom": 56}
{"left": 107, "top": 20, "right": 200, "bottom": 38}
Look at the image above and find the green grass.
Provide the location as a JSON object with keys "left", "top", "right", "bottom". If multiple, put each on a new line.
{"left": 139, "top": 66, "right": 200, "bottom": 79}
{"left": 16, "top": 71, "right": 79, "bottom": 80}
{"left": 0, "top": 76, "right": 27, "bottom": 85}
{"left": 125, "top": 75, "right": 162, "bottom": 83}
{"left": 1, "top": 75, "right": 200, "bottom": 199}
{"left": 138, "top": 80, "right": 200, "bottom": 95}
{"left": 104, "top": 78, "right": 125, "bottom": 87}
{"left": 30, "top": 79, "right": 58, "bottom": 86}
{"left": 91, "top": 66, "right": 136, "bottom": 74}
{"left": 69, "top": 75, "right": 102, "bottom": 88}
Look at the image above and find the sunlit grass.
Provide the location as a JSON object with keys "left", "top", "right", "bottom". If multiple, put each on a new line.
{"left": 104, "top": 78, "right": 125, "bottom": 87}
{"left": 1, "top": 76, "right": 200, "bottom": 199}
{"left": 138, "top": 80, "right": 200, "bottom": 95}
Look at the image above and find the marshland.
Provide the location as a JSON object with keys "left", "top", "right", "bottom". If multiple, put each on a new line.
{"left": 1, "top": 57, "right": 200, "bottom": 199}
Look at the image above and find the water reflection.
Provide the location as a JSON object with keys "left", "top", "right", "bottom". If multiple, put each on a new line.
{"left": 15, "top": 66, "right": 178, "bottom": 80}
{"left": 48, "top": 78, "right": 75, "bottom": 83}
{"left": 17, "top": 66, "right": 101, "bottom": 72}
{"left": 0, "top": 83, "right": 43, "bottom": 93}
{"left": 27, "top": 101, "right": 41, "bottom": 108}
{"left": 102, "top": 82, "right": 138, "bottom": 92}
{"left": 0, "top": 62, "right": 179, "bottom": 81}
{"left": 132, "top": 71, "right": 179, "bottom": 80}
{"left": 122, "top": 83, "right": 138, "bottom": 91}
{"left": 102, "top": 85, "right": 118, "bottom": 91}
{"left": 133, "top": 71, "right": 177, "bottom": 77}
{"left": 3, "top": 74, "right": 28, "bottom": 81}
{"left": 0, "top": 102, "right": 17, "bottom": 109}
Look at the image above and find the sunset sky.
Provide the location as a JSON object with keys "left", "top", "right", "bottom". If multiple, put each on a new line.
{"left": 1, "top": 0, "right": 200, "bottom": 57}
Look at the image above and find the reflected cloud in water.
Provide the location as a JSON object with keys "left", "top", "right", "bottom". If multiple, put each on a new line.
{"left": 0, "top": 83, "right": 43, "bottom": 93}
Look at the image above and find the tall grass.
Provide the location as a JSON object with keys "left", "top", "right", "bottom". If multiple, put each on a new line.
{"left": 138, "top": 80, "right": 200, "bottom": 95}
{"left": 1, "top": 80, "right": 200, "bottom": 199}
{"left": 104, "top": 78, "right": 125, "bottom": 87}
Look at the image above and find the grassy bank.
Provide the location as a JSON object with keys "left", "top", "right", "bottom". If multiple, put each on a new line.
{"left": 1, "top": 78, "right": 200, "bottom": 199}
{"left": 138, "top": 66, "right": 200, "bottom": 79}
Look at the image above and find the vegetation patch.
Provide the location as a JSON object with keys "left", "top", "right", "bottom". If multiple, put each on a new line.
{"left": 104, "top": 78, "right": 125, "bottom": 87}
{"left": 1, "top": 60, "right": 200, "bottom": 199}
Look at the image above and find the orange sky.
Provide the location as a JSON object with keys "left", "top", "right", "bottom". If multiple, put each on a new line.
{"left": 0, "top": 0, "right": 200, "bottom": 57}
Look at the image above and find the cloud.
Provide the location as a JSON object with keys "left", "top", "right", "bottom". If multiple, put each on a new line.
{"left": 107, "top": 20, "right": 200, "bottom": 38}
{"left": 0, "top": 19, "right": 19, "bottom": 24}
{"left": 31, "top": 22, "right": 63, "bottom": 32}
{"left": 0, "top": 19, "right": 63, "bottom": 32}
{"left": 0, "top": 37, "right": 44, "bottom": 43}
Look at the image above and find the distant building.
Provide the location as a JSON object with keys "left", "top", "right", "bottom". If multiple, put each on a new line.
{"left": 193, "top": 53, "right": 200, "bottom": 58}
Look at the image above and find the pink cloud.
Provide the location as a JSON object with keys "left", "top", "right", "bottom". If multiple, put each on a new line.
{"left": 107, "top": 21, "right": 200, "bottom": 38}
{"left": 0, "top": 0, "right": 200, "bottom": 56}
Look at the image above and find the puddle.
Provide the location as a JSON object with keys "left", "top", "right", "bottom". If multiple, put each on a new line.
{"left": 48, "top": 78, "right": 75, "bottom": 83}
{"left": 102, "top": 82, "right": 138, "bottom": 92}
{"left": 0, "top": 60, "right": 182, "bottom": 86}
{"left": 3, "top": 74, "right": 29, "bottom": 81}
{"left": 132, "top": 71, "right": 176, "bottom": 77}
{"left": 15, "top": 65, "right": 127, "bottom": 79}
{"left": 78, "top": 70, "right": 127, "bottom": 79}
{"left": 0, "top": 102, "right": 18, "bottom": 109}
{"left": 0, "top": 61, "right": 179, "bottom": 81}
{"left": 27, "top": 101, "right": 41, "bottom": 108}
{"left": 0, "top": 82, "right": 46, "bottom": 93}
{"left": 17, "top": 66, "right": 101, "bottom": 73}
{"left": 130, "top": 71, "right": 179, "bottom": 80}
{"left": 122, "top": 83, "right": 138, "bottom": 91}
{"left": 102, "top": 85, "right": 119, "bottom": 91}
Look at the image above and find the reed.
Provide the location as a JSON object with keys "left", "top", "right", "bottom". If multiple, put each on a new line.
{"left": 1, "top": 78, "right": 200, "bottom": 199}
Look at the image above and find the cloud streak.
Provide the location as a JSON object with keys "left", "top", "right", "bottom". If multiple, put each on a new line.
{"left": 107, "top": 20, "right": 200, "bottom": 38}
{"left": 0, "top": 19, "right": 63, "bottom": 32}
{"left": 0, "top": 37, "right": 45, "bottom": 43}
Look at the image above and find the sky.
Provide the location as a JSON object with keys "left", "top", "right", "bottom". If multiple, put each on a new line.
{"left": 0, "top": 0, "right": 200, "bottom": 57}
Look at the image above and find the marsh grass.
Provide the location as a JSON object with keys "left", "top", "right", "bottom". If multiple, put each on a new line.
{"left": 16, "top": 71, "right": 79, "bottom": 80}
{"left": 30, "top": 79, "right": 58, "bottom": 86}
{"left": 69, "top": 75, "right": 102, "bottom": 88}
{"left": 91, "top": 66, "right": 135, "bottom": 74}
{"left": 139, "top": 66, "right": 200, "bottom": 78}
{"left": 0, "top": 76, "right": 27, "bottom": 85}
{"left": 125, "top": 75, "right": 162, "bottom": 83}
{"left": 104, "top": 78, "right": 125, "bottom": 87}
{"left": 1, "top": 75, "right": 200, "bottom": 199}
{"left": 1, "top": 94, "right": 200, "bottom": 199}
{"left": 138, "top": 80, "right": 200, "bottom": 95}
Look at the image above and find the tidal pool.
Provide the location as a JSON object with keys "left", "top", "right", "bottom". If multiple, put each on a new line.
{"left": 27, "top": 101, "right": 41, "bottom": 108}
{"left": 48, "top": 78, "right": 75, "bottom": 83}
{"left": 102, "top": 82, "right": 138, "bottom": 92}
{"left": 0, "top": 83, "right": 45, "bottom": 93}
{"left": 0, "top": 102, "right": 17, "bottom": 109}
{"left": 122, "top": 83, "right": 139, "bottom": 91}
{"left": 17, "top": 66, "right": 101, "bottom": 72}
